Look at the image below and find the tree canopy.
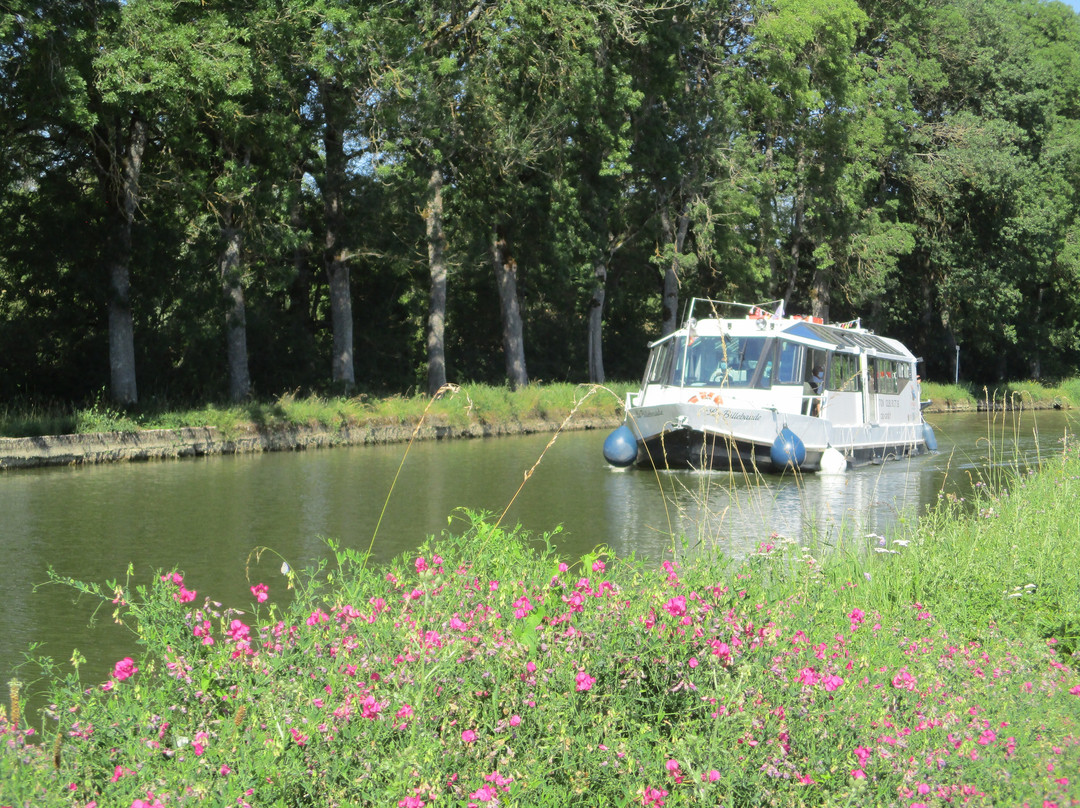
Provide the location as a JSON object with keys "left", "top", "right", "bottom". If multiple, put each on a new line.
{"left": 2, "top": 0, "right": 1079, "bottom": 403}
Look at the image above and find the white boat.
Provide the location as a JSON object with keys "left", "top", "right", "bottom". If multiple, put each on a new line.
{"left": 603, "top": 298, "right": 936, "bottom": 472}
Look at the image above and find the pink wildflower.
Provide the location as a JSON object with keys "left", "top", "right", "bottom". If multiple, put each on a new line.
{"left": 461, "top": 729, "right": 477, "bottom": 743}
{"left": 797, "top": 667, "right": 819, "bottom": 686}
{"left": 398, "top": 797, "right": 426, "bottom": 808}
{"left": 470, "top": 785, "right": 498, "bottom": 803}
{"left": 822, "top": 674, "right": 844, "bottom": 692}
{"left": 642, "top": 786, "right": 668, "bottom": 807}
{"left": 512, "top": 595, "right": 534, "bottom": 619}
{"left": 360, "top": 695, "right": 384, "bottom": 720}
{"left": 112, "top": 657, "right": 138, "bottom": 682}
{"left": 592, "top": 559, "right": 606, "bottom": 573}
{"left": 289, "top": 728, "right": 308, "bottom": 746}
{"left": 663, "top": 595, "right": 687, "bottom": 617}
{"left": 250, "top": 583, "right": 268, "bottom": 603}
{"left": 575, "top": 670, "right": 596, "bottom": 691}
{"left": 226, "top": 620, "right": 250, "bottom": 643}
{"left": 848, "top": 608, "right": 865, "bottom": 631}
{"left": 892, "top": 667, "right": 918, "bottom": 691}
{"left": 851, "top": 768, "right": 866, "bottom": 779}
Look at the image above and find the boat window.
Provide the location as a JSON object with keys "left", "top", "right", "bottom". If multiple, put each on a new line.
{"left": 775, "top": 340, "right": 804, "bottom": 385}
{"left": 870, "top": 358, "right": 912, "bottom": 395}
{"left": 646, "top": 340, "right": 676, "bottom": 385}
{"left": 678, "top": 335, "right": 773, "bottom": 388}
{"left": 828, "top": 352, "right": 861, "bottom": 392}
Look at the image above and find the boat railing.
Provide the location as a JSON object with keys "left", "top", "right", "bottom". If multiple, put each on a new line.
{"left": 685, "top": 298, "right": 786, "bottom": 323}
{"left": 801, "top": 390, "right": 824, "bottom": 417}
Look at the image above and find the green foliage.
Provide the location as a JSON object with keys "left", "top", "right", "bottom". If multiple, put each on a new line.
{"left": 2, "top": 0, "right": 1080, "bottom": 405}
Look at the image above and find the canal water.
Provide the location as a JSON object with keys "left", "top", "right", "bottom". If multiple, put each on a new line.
{"left": 1, "top": 409, "right": 1074, "bottom": 705}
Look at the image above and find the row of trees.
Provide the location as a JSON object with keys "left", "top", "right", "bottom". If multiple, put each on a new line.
{"left": 2, "top": 0, "right": 1079, "bottom": 405}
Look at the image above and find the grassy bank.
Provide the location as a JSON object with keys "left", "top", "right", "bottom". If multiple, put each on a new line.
{"left": 921, "top": 379, "right": 1079, "bottom": 411}
{"left": 3, "top": 441, "right": 1080, "bottom": 806}
{"left": 2, "top": 377, "right": 1075, "bottom": 440}
{"left": 0, "top": 383, "right": 638, "bottom": 439}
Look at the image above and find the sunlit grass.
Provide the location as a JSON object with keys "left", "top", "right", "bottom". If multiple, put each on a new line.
{"left": 0, "top": 383, "right": 637, "bottom": 438}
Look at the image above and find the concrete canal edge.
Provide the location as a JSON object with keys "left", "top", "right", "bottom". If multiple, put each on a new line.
{"left": 0, "top": 417, "right": 620, "bottom": 471}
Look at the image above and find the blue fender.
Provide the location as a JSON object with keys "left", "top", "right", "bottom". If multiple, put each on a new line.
{"left": 770, "top": 427, "right": 806, "bottom": 470}
{"left": 603, "top": 424, "right": 639, "bottom": 467}
{"left": 922, "top": 422, "right": 938, "bottom": 452}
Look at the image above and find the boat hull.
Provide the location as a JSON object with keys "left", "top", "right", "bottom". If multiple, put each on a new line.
{"left": 627, "top": 403, "right": 928, "bottom": 472}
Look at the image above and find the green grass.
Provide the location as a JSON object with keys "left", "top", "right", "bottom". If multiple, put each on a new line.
{"left": 0, "top": 383, "right": 637, "bottom": 439}
{"left": 919, "top": 379, "right": 1078, "bottom": 412}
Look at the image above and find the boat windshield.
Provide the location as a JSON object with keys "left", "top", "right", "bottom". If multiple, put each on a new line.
{"left": 673, "top": 335, "right": 774, "bottom": 388}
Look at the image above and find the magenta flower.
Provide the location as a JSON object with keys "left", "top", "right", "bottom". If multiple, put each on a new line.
{"left": 112, "top": 657, "right": 138, "bottom": 682}
{"left": 250, "top": 583, "right": 269, "bottom": 603}
{"left": 892, "top": 667, "right": 918, "bottom": 691}
{"left": 575, "top": 670, "right": 596, "bottom": 691}
{"left": 360, "top": 695, "right": 384, "bottom": 720}
{"left": 848, "top": 608, "right": 866, "bottom": 632}
{"left": 592, "top": 559, "right": 606, "bottom": 573}
{"left": 461, "top": 729, "right": 477, "bottom": 743}
{"left": 641, "top": 786, "right": 668, "bottom": 807}
{"left": 469, "top": 785, "right": 498, "bottom": 803}
{"left": 822, "top": 674, "right": 844, "bottom": 692}
{"left": 663, "top": 595, "right": 687, "bottom": 617}
{"left": 226, "top": 620, "right": 250, "bottom": 643}
{"left": 398, "top": 797, "right": 426, "bottom": 808}
{"left": 512, "top": 595, "right": 534, "bottom": 619}
{"left": 797, "top": 667, "right": 819, "bottom": 686}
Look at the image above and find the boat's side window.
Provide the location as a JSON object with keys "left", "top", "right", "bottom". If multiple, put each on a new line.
{"left": 870, "top": 359, "right": 911, "bottom": 395}
{"left": 646, "top": 341, "right": 676, "bottom": 385}
{"left": 829, "top": 353, "right": 861, "bottom": 392}
{"left": 775, "top": 340, "right": 803, "bottom": 385}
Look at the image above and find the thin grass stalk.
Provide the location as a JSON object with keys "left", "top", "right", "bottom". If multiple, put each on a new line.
{"left": 365, "top": 384, "right": 462, "bottom": 564}
{"left": 493, "top": 385, "right": 600, "bottom": 533}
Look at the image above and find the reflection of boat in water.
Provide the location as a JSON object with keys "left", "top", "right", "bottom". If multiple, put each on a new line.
{"left": 604, "top": 298, "right": 937, "bottom": 473}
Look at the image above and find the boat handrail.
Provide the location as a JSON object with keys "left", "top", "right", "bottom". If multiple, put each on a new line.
{"left": 685, "top": 298, "right": 785, "bottom": 323}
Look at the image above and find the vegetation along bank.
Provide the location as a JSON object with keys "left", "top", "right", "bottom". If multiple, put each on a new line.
{"left": 0, "top": 380, "right": 1074, "bottom": 470}
{"left": 3, "top": 425, "right": 1080, "bottom": 806}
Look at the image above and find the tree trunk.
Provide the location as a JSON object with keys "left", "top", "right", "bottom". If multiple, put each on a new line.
{"left": 105, "top": 112, "right": 147, "bottom": 406}
{"left": 320, "top": 80, "right": 354, "bottom": 390}
{"left": 587, "top": 257, "right": 606, "bottom": 383}
{"left": 491, "top": 231, "right": 528, "bottom": 390}
{"left": 425, "top": 168, "right": 448, "bottom": 395}
{"left": 219, "top": 205, "right": 250, "bottom": 402}
{"left": 810, "top": 261, "right": 831, "bottom": 323}
{"left": 658, "top": 205, "right": 689, "bottom": 336}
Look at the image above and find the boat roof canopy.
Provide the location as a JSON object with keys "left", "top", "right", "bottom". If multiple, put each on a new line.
{"left": 782, "top": 322, "right": 912, "bottom": 359}
{"left": 647, "top": 313, "right": 915, "bottom": 361}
